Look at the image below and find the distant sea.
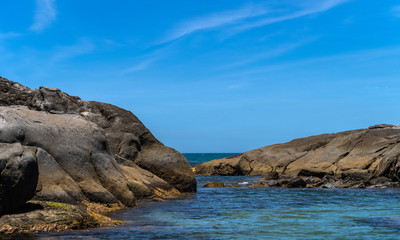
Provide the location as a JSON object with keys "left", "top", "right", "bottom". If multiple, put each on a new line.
{"left": 183, "top": 153, "right": 240, "bottom": 166}
{"left": 17, "top": 153, "right": 400, "bottom": 239}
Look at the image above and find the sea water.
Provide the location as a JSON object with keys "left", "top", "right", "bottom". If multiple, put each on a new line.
{"left": 183, "top": 153, "right": 240, "bottom": 166}
{"left": 10, "top": 154, "right": 400, "bottom": 239}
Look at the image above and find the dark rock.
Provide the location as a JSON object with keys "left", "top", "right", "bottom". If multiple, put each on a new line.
{"left": 286, "top": 177, "right": 306, "bottom": 188}
{"left": 260, "top": 171, "right": 279, "bottom": 181}
{"left": 369, "top": 176, "right": 392, "bottom": 185}
{"left": 340, "top": 170, "right": 372, "bottom": 182}
{"left": 368, "top": 124, "right": 396, "bottom": 129}
{"left": 304, "top": 176, "right": 321, "bottom": 185}
{"left": 297, "top": 169, "right": 326, "bottom": 178}
{"left": 265, "top": 180, "right": 281, "bottom": 187}
{"left": 0, "top": 143, "right": 38, "bottom": 213}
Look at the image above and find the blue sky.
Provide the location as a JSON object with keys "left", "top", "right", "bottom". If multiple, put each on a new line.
{"left": 1, "top": 0, "right": 400, "bottom": 153}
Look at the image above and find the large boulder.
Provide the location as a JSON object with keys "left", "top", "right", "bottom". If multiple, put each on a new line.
{"left": 0, "top": 143, "right": 38, "bottom": 213}
{"left": 135, "top": 144, "right": 195, "bottom": 192}
{"left": 0, "top": 76, "right": 196, "bottom": 206}
{"left": 0, "top": 106, "right": 136, "bottom": 206}
{"left": 195, "top": 125, "right": 400, "bottom": 187}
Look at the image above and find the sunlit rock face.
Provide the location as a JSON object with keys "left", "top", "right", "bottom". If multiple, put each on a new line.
{"left": 0, "top": 76, "right": 196, "bottom": 207}
{"left": 195, "top": 124, "right": 400, "bottom": 188}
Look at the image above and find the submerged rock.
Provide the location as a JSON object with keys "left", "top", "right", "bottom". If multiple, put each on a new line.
{"left": 203, "top": 182, "right": 241, "bottom": 188}
{"left": 195, "top": 124, "right": 400, "bottom": 188}
{"left": 203, "top": 182, "right": 225, "bottom": 187}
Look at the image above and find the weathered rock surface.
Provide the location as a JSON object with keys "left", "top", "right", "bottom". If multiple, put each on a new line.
{"left": 0, "top": 143, "right": 38, "bottom": 213}
{"left": 0, "top": 201, "right": 123, "bottom": 234}
{"left": 0, "top": 76, "right": 196, "bottom": 209}
{"left": 195, "top": 125, "right": 400, "bottom": 188}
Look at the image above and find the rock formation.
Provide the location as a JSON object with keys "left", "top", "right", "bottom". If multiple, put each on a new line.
{"left": 0, "top": 76, "right": 196, "bottom": 211}
{"left": 195, "top": 124, "right": 400, "bottom": 188}
{"left": 0, "top": 143, "right": 38, "bottom": 213}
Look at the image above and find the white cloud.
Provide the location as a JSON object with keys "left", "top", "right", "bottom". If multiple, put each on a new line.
{"left": 29, "top": 0, "right": 57, "bottom": 33}
{"left": 161, "top": 4, "right": 268, "bottom": 43}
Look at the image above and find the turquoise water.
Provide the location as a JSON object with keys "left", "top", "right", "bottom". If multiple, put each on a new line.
{"left": 183, "top": 153, "right": 240, "bottom": 166}
{"left": 8, "top": 154, "right": 400, "bottom": 239}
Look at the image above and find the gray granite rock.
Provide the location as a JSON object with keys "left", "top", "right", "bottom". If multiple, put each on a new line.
{"left": 0, "top": 76, "right": 196, "bottom": 207}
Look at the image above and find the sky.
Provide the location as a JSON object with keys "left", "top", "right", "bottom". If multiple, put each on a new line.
{"left": 1, "top": 0, "right": 400, "bottom": 153}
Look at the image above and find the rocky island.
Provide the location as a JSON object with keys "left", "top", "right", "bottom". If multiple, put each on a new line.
{"left": 195, "top": 124, "right": 400, "bottom": 188}
{"left": 0, "top": 76, "right": 196, "bottom": 234}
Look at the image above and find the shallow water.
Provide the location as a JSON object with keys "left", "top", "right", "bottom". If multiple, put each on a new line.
{"left": 7, "top": 154, "right": 400, "bottom": 239}
{"left": 27, "top": 175, "right": 400, "bottom": 239}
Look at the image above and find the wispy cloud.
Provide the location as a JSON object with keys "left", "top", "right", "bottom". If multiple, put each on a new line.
{"left": 223, "top": 45, "right": 400, "bottom": 78}
{"left": 162, "top": 0, "right": 350, "bottom": 43}
{"left": 30, "top": 0, "right": 57, "bottom": 33}
{"left": 392, "top": 5, "right": 400, "bottom": 18}
{"left": 120, "top": 44, "right": 177, "bottom": 75}
{"left": 233, "top": 0, "right": 350, "bottom": 33}
{"left": 161, "top": 4, "right": 268, "bottom": 43}
{"left": 50, "top": 39, "right": 95, "bottom": 62}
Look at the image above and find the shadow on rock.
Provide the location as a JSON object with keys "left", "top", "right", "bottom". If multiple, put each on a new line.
{"left": 0, "top": 203, "right": 43, "bottom": 216}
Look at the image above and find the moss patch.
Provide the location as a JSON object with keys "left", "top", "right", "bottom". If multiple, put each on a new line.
{"left": 46, "top": 202, "right": 70, "bottom": 211}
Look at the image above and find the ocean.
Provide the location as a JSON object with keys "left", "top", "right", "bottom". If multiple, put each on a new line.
{"left": 10, "top": 153, "right": 400, "bottom": 239}
{"left": 183, "top": 153, "right": 241, "bottom": 166}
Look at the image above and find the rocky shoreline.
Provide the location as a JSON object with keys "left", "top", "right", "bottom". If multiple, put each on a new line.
{"left": 0, "top": 200, "right": 123, "bottom": 234}
{"left": 2, "top": 76, "right": 400, "bottom": 235}
{"left": 195, "top": 124, "right": 400, "bottom": 189}
{"left": 0, "top": 77, "right": 196, "bottom": 234}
